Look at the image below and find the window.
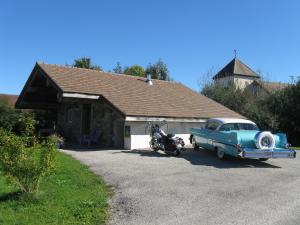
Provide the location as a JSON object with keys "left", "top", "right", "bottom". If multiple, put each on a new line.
{"left": 124, "top": 126, "right": 131, "bottom": 137}
{"left": 218, "top": 123, "right": 259, "bottom": 131}
{"left": 238, "top": 123, "right": 259, "bottom": 131}
{"left": 65, "top": 108, "right": 73, "bottom": 123}
{"left": 219, "top": 123, "right": 239, "bottom": 131}
{"left": 206, "top": 121, "right": 220, "bottom": 130}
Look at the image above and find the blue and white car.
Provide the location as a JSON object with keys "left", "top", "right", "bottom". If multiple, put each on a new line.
{"left": 190, "top": 118, "right": 296, "bottom": 160}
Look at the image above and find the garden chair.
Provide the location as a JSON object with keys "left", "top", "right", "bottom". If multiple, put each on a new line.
{"left": 81, "top": 129, "right": 102, "bottom": 146}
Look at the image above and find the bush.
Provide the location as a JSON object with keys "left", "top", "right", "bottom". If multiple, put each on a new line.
{"left": 0, "top": 130, "right": 57, "bottom": 195}
{"left": 0, "top": 99, "right": 35, "bottom": 136}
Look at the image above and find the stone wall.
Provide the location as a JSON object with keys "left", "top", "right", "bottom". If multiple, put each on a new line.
{"left": 57, "top": 98, "right": 124, "bottom": 147}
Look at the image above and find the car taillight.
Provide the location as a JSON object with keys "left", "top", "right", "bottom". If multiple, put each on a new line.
{"left": 236, "top": 144, "right": 243, "bottom": 152}
{"left": 285, "top": 143, "right": 291, "bottom": 149}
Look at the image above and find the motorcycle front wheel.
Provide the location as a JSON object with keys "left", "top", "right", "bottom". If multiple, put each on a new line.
{"left": 149, "top": 141, "right": 159, "bottom": 152}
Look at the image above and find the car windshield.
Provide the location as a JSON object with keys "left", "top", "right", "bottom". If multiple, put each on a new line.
{"left": 219, "top": 123, "right": 259, "bottom": 131}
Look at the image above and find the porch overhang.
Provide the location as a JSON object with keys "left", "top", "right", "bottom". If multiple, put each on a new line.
{"left": 16, "top": 64, "right": 62, "bottom": 109}
{"left": 62, "top": 93, "right": 100, "bottom": 100}
{"left": 125, "top": 116, "right": 206, "bottom": 123}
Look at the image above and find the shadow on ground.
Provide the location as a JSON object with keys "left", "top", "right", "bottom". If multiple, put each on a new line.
{"left": 62, "top": 146, "right": 122, "bottom": 152}
{"left": 118, "top": 148, "right": 281, "bottom": 169}
{"left": 0, "top": 191, "right": 22, "bottom": 202}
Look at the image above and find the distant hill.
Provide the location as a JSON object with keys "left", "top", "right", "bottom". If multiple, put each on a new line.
{"left": 0, "top": 94, "right": 19, "bottom": 108}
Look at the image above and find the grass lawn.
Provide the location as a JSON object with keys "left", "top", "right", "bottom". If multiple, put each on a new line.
{"left": 292, "top": 147, "right": 300, "bottom": 150}
{"left": 0, "top": 152, "right": 111, "bottom": 225}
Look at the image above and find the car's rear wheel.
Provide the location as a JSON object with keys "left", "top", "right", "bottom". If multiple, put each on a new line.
{"left": 216, "top": 148, "right": 225, "bottom": 160}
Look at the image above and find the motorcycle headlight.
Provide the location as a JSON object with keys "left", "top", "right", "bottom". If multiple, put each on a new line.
{"left": 236, "top": 144, "right": 243, "bottom": 152}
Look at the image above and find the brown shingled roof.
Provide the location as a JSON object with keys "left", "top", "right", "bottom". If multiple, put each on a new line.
{"left": 213, "top": 58, "right": 260, "bottom": 80}
{"left": 0, "top": 94, "right": 19, "bottom": 108}
{"left": 28, "top": 63, "right": 243, "bottom": 119}
{"left": 253, "top": 80, "right": 289, "bottom": 93}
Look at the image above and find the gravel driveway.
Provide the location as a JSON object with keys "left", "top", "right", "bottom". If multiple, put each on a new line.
{"left": 62, "top": 148, "right": 300, "bottom": 225}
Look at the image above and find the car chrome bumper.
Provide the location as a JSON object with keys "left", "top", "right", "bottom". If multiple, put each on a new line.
{"left": 239, "top": 148, "right": 296, "bottom": 159}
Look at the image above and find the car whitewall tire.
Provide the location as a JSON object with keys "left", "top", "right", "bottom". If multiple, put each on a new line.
{"left": 256, "top": 132, "right": 275, "bottom": 149}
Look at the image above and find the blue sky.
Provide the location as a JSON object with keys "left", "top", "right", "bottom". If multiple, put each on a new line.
{"left": 1, "top": 0, "right": 299, "bottom": 94}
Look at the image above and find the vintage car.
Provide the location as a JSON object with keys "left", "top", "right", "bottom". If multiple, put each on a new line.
{"left": 190, "top": 118, "right": 296, "bottom": 160}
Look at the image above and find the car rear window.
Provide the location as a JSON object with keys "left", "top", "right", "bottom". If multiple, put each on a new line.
{"left": 219, "top": 123, "right": 259, "bottom": 131}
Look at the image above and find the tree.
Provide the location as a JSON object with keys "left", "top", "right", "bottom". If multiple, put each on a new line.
{"left": 113, "top": 62, "right": 123, "bottom": 74}
{"left": 201, "top": 82, "right": 279, "bottom": 132}
{"left": 0, "top": 99, "right": 35, "bottom": 136}
{"left": 124, "top": 65, "right": 145, "bottom": 77}
{"left": 145, "top": 59, "right": 169, "bottom": 80}
{"left": 73, "top": 57, "right": 103, "bottom": 71}
{"left": 266, "top": 79, "right": 300, "bottom": 145}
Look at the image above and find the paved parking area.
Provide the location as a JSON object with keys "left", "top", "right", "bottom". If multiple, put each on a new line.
{"left": 62, "top": 148, "right": 300, "bottom": 225}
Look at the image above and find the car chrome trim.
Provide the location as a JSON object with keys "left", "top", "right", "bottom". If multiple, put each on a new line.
{"left": 239, "top": 148, "right": 296, "bottom": 159}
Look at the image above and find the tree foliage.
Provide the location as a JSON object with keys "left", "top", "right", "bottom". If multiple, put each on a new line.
{"left": 124, "top": 65, "right": 145, "bottom": 77}
{"left": 112, "top": 62, "right": 123, "bottom": 74}
{"left": 73, "top": 57, "right": 103, "bottom": 71}
{"left": 202, "top": 79, "right": 300, "bottom": 146}
{"left": 145, "top": 59, "right": 169, "bottom": 80}
{"left": 75, "top": 58, "right": 171, "bottom": 80}
{"left": 202, "top": 83, "right": 279, "bottom": 131}
{"left": 266, "top": 80, "right": 300, "bottom": 145}
{"left": 0, "top": 100, "right": 35, "bottom": 136}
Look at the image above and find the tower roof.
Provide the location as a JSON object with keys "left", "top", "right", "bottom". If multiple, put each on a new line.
{"left": 213, "top": 58, "right": 260, "bottom": 80}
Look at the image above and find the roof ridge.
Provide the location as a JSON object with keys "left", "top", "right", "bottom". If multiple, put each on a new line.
{"left": 37, "top": 62, "right": 176, "bottom": 83}
{"left": 261, "top": 80, "right": 288, "bottom": 85}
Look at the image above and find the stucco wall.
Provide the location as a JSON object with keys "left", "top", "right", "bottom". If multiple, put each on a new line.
{"left": 233, "top": 76, "right": 256, "bottom": 90}
{"left": 215, "top": 75, "right": 257, "bottom": 90}
{"left": 124, "top": 121, "right": 205, "bottom": 149}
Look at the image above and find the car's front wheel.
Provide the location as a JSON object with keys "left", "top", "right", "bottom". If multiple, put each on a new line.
{"left": 192, "top": 136, "right": 199, "bottom": 150}
{"left": 216, "top": 148, "right": 225, "bottom": 160}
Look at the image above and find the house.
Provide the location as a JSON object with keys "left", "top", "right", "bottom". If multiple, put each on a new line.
{"left": 246, "top": 80, "right": 289, "bottom": 98}
{"left": 16, "top": 63, "right": 243, "bottom": 149}
{"left": 213, "top": 57, "right": 288, "bottom": 96}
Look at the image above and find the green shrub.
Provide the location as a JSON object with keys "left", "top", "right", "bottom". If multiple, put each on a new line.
{"left": 0, "top": 130, "right": 57, "bottom": 195}
{"left": 0, "top": 99, "right": 36, "bottom": 136}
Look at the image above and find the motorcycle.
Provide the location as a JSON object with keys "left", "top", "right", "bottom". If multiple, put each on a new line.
{"left": 146, "top": 121, "right": 185, "bottom": 156}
